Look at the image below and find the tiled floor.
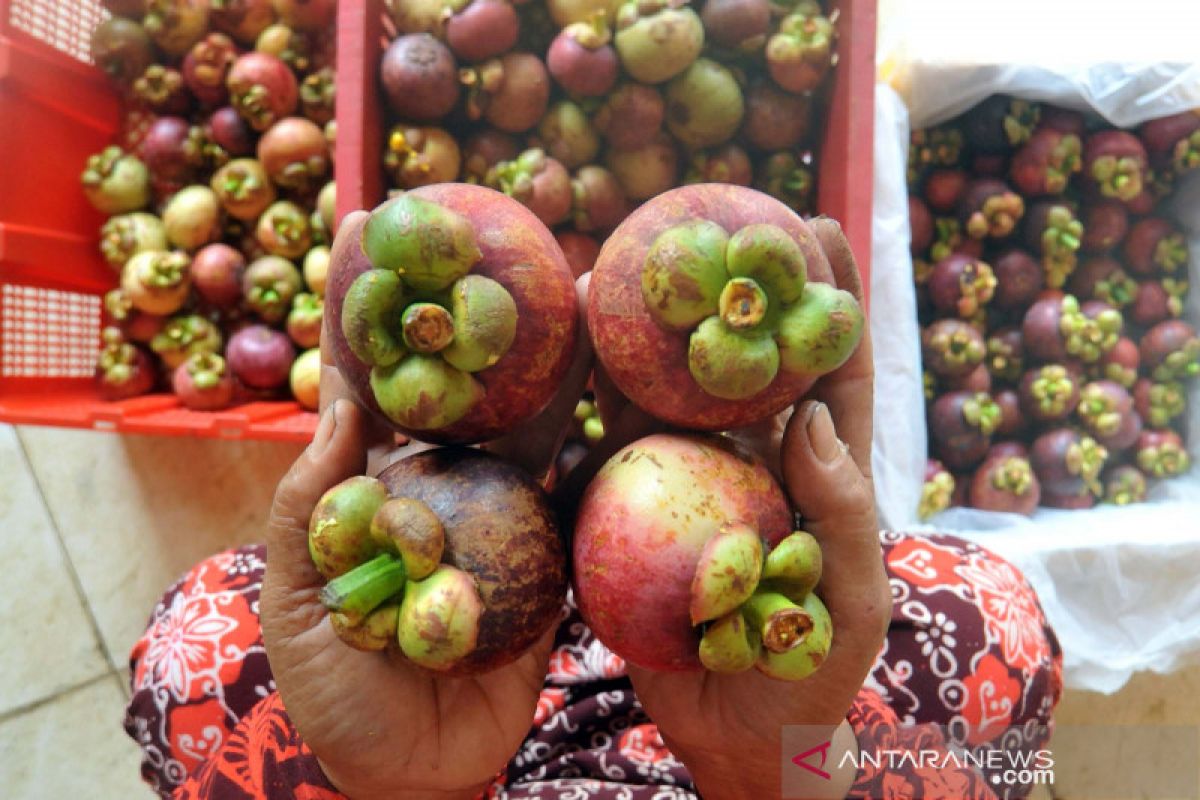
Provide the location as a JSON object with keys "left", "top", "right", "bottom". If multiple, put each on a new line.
{"left": 0, "top": 420, "right": 1196, "bottom": 798}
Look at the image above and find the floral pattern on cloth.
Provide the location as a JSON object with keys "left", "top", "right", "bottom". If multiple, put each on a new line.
{"left": 126, "top": 532, "right": 1061, "bottom": 799}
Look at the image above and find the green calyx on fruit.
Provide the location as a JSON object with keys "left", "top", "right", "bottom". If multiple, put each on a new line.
{"left": 1172, "top": 130, "right": 1200, "bottom": 172}
{"left": 954, "top": 260, "right": 997, "bottom": 318}
{"left": 1040, "top": 205, "right": 1082, "bottom": 258}
{"left": 1144, "top": 382, "right": 1185, "bottom": 428}
{"left": 641, "top": 220, "right": 862, "bottom": 399}
{"left": 1077, "top": 383, "right": 1121, "bottom": 435}
{"left": 962, "top": 392, "right": 1001, "bottom": 436}
{"left": 151, "top": 315, "right": 222, "bottom": 368}
{"left": 1065, "top": 436, "right": 1108, "bottom": 494}
{"left": 695, "top": 530, "right": 831, "bottom": 681}
{"left": 133, "top": 64, "right": 184, "bottom": 106}
{"left": 486, "top": 148, "right": 552, "bottom": 203}
{"left": 1094, "top": 268, "right": 1136, "bottom": 308}
{"left": 1030, "top": 366, "right": 1076, "bottom": 418}
{"left": 1091, "top": 155, "right": 1144, "bottom": 201}
{"left": 140, "top": 251, "right": 191, "bottom": 289}
{"left": 369, "top": 497, "right": 445, "bottom": 581}
{"left": 1164, "top": 278, "right": 1188, "bottom": 318}
{"left": 1137, "top": 440, "right": 1191, "bottom": 478}
{"left": 309, "top": 476, "right": 391, "bottom": 579}
{"left": 1104, "top": 469, "right": 1147, "bottom": 506}
{"left": 613, "top": 0, "right": 704, "bottom": 85}
{"left": 1046, "top": 134, "right": 1082, "bottom": 192}
{"left": 1003, "top": 99, "right": 1041, "bottom": 147}
{"left": 1058, "top": 295, "right": 1122, "bottom": 363}
{"left": 929, "top": 217, "right": 963, "bottom": 264}
{"left": 398, "top": 566, "right": 484, "bottom": 670}
{"left": 348, "top": 197, "right": 516, "bottom": 429}
{"left": 1153, "top": 233, "right": 1188, "bottom": 273}
{"left": 765, "top": 3, "right": 834, "bottom": 94}
{"left": 183, "top": 352, "right": 229, "bottom": 390}
{"left": 919, "top": 470, "right": 955, "bottom": 520}
{"left": 755, "top": 152, "right": 814, "bottom": 213}
{"left": 966, "top": 192, "right": 1025, "bottom": 239}
{"left": 1154, "top": 338, "right": 1200, "bottom": 381}
{"left": 985, "top": 335, "right": 1020, "bottom": 381}
{"left": 330, "top": 604, "right": 401, "bottom": 652}
{"left": 100, "top": 213, "right": 167, "bottom": 269}
{"left": 992, "top": 457, "right": 1034, "bottom": 495}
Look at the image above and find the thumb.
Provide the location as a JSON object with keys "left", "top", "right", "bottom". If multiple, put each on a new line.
{"left": 781, "top": 400, "right": 889, "bottom": 658}
{"left": 265, "top": 399, "right": 370, "bottom": 596}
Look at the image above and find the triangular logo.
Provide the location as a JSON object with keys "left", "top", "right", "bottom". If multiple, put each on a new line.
{"left": 791, "top": 740, "right": 832, "bottom": 780}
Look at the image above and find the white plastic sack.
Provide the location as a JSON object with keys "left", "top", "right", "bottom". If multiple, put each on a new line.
{"left": 869, "top": 65, "right": 1200, "bottom": 693}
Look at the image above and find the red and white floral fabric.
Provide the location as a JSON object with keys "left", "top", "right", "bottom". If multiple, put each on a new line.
{"left": 124, "top": 532, "right": 1062, "bottom": 799}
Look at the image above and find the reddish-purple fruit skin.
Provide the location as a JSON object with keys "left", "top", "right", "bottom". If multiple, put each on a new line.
{"left": 377, "top": 447, "right": 567, "bottom": 675}
{"left": 1021, "top": 296, "right": 1068, "bottom": 362}
{"left": 191, "top": 243, "right": 246, "bottom": 308}
{"left": 326, "top": 184, "right": 579, "bottom": 444}
{"left": 1030, "top": 428, "right": 1093, "bottom": 495}
{"left": 183, "top": 34, "right": 238, "bottom": 108}
{"left": 446, "top": 0, "right": 520, "bottom": 63}
{"left": 98, "top": 345, "right": 156, "bottom": 400}
{"left": 226, "top": 324, "right": 295, "bottom": 389}
{"left": 1130, "top": 282, "right": 1174, "bottom": 327}
{"left": 700, "top": 0, "right": 771, "bottom": 48}
{"left": 923, "top": 169, "right": 968, "bottom": 213}
{"left": 227, "top": 52, "right": 300, "bottom": 130}
{"left": 1123, "top": 217, "right": 1182, "bottom": 276}
{"left": 1081, "top": 201, "right": 1129, "bottom": 252}
{"left": 928, "top": 253, "right": 993, "bottom": 318}
{"left": 929, "top": 391, "right": 993, "bottom": 470}
{"left": 991, "top": 248, "right": 1043, "bottom": 310}
{"left": 140, "top": 116, "right": 195, "bottom": 183}
{"left": 969, "top": 455, "right": 1040, "bottom": 515}
{"left": 381, "top": 35, "right": 460, "bottom": 121}
{"left": 547, "top": 29, "right": 619, "bottom": 98}
{"left": 993, "top": 390, "right": 1025, "bottom": 438}
{"left": 944, "top": 363, "right": 991, "bottom": 394}
{"left": 173, "top": 360, "right": 235, "bottom": 410}
{"left": 1140, "top": 320, "right": 1198, "bottom": 377}
{"left": 207, "top": 107, "right": 255, "bottom": 157}
{"left": 594, "top": 83, "right": 665, "bottom": 151}
{"left": 988, "top": 440, "right": 1028, "bottom": 460}
{"left": 909, "top": 196, "right": 933, "bottom": 255}
{"left": 740, "top": 83, "right": 811, "bottom": 152}
{"left": 481, "top": 53, "right": 551, "bottom": 134}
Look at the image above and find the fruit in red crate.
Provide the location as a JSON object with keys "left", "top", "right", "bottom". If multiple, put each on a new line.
{"left": 81, "top": 146, "right": 150, "bottom": 215}
{"left": 546, "top": 14, "right": 619, "bottom": 97}
{"left": 99, "top": 213, "right": 167, "bottom": 272}
{"left": 574, "top": 433, "right": 829, "bottom": 678}
{"left": 313, "top": 448, "right": 566, "bottom": 672}
{"left": 1022, "top": 294, "right": 1121, "bottom": 364}
{"left": 317, "top": 181, "right": 336, "bottom": 231}
{"left": 739, "top": 82, "right": 816, "bottom": 153}
{"left": 571, "top": 165, "right": 628, "bottom": 233}
{"left": 919, "top": 459, "right": 955, "bottom": 520}
{"left": 589, "top": 184, "right": 862, "bottom": 429}
{"left": 923, "top": 168, "right": 968, "bottom": 214}
{"left": 228, "top": 52, "right": 299, "bottom": 131}
{"left": 122, "top": 251, "right": 192, "bottom": 315}
{"left": 1140, "top": 320, "right": 1200, "bottom": 381}
{"left": 191, "top": 242, "right": 246, "bottom": 308}
{"left": 1122, "top": 217, "right": 1188, "bottom": 276}
{"left": 1079, "top": 200, "right": 1129, "bottom": 252}
{"left": 593, "top": 82, "right": 664, "bottom": 150}
{"left": 102, "top": 0, "right": 146, "bottom": 19}
{"left": 986, "top": 327, "right": 1024, "bottom": 383}
{"left": 244, "top": 255, "right": 303, "bottom": 322}
{"left": 326, "top": 186, "right": 577, "bottom": 443}
{"left": 1136, "top": 429, "right": 1190, "bottom": 479}
{"left": 614, "top": 0, "right": 704, "bottom": 85}
{"left": 1031, "top": 428, "right": 1107, "bottom": 497}
{"left": 930, "top": 390, "right": 1000, "bottom": 470}
{"left": 272, "top": 0, "right": 336, "bottom": 30}
{"left": 754, "top": 152, "right": 814, "bottom": 214}
{"left": 132, "top": 65, "right": 190, "bottom": 116}
{"left": 173, "top": 352, "right": 236, "bottom": 410}
{"left": 1023, "top": 201, "right": 1081, "bottom": 289}
{"left": 151, "top": 314, "right": 223, "bottom": 369}
{"left": 299, "top": 67, "right": 336, "bottom": 126}
{"left": 211, "top": 158, "right": 276, "bottom": 220}
{"left": 486, "top": 148, "right": 573, "bottom": 227}
{"left": 182, "top": 33, "right": 238, "bottom": 108}
{"left": 1009, "top": 128, "right": 1081, "bottom": 196}
{"left": 255, "top": 22, "right": 314, "bottom": 73}
{"left": 206, "top": 106, "right": 255, "bottom": 157}
{"left": 97, "top": 328, "right": 156, "bottom": 401}
{"left": 1133, "top": 378, "right": 1186, "bottom": 429}
{"left": 990, "top": 248, "right": 1043, "bottom": 311}
{"left": 444, "top": 0, "right": 520, "bottom": 62}
{"left": 969, "top": 454, "right": 1040, "bottom": 515}
{"left": 765, "top": 1, "right": 834, "bottom": 94}
{"left": 1083, "top": 130, "right": 1147, "bottom": 203}
{"left": 909, "top": 197, "right": 934, "bottom": 255}
{"left": 1129, "top": 279, "right": 1184, "bottom": 327}
{"left": 604, "top": 133, "right": 680, "bottom": 201}
{"left": 290, "top": 347, "right": 321, "bottom": 410}
{"left": 686, "top": 143, "right": 753, "bottom": 187}
{"left": 964, "top": 96, "right": 1040, "bottom": 153}
{"left": 461, "top": 129, "right": 520, "bottom": 182}
{"left": 143, "top": 0, "right": 210, "bottom": 57}
{"left": 257, "top": 117, "right": 329, "bottom": 190}
{"left": 700, "top": 0, "right": 769, "bottom": 48}
{"left": 1069, "top": 256, "right": 1136, "bottom": 310}
{"left": 921, "top": 319, "right": 985, "bottom": 379}
{"left": 556, "top": 231, "right": 601, "bottom": 278}
{"left": 209, "top": 0, "right": 276, "bottom": 44}
{"left": 664, "top": 58, "right": 744, "bottom": 150}
{"left": 92, "top": 19, "right": 156, "bottom": 85}
{"left": 256, "top": 200, "right": 313, "bottom": 259}
{"left": 105, "top": 289, "right": 167, "bottom": 344}
{"left": 303, "top": 244, "right": 330, "bottom": 294}
{"left": 383, "top": 125, "right": 461, "bottom": 189}
{"left": 227, "top": 324, "right": 296, "bottom": 389}
{"left": 928, "top": 253, "right": 996, "bottom": 318}
{"left": 1103, "top": 464, "right": 1148, "bottom": 505}
{"left": 141, "top": 117, "right": 197, "bottom": 184}
{"left": 379, "top": 34, "right": 459, "bottom": 122}
{"left": 1139, "top": 110, "right": 1200, "bottom": 173}
{"left": 163, "top": 186, "right": 223, "bottom": 251}
{"left": 1077, "top": 379, "right": 1141, "bottom": 451}
{"left": 1018, "top": 364, "right": 1079, "bottom": 424}
{"left": 463, "top": 52, "right": 551, "bottom": 133}
{"left": 960, "top": 178, "right": 1025, "bottom": 240}
{"left": 287, "top": 292, "right": 323, "bottom": 348}
{"left": 536, "top": 101, "right": 600, "bottom": 169}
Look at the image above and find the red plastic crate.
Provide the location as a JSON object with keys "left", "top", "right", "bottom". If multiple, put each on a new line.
{"left": 334, "top": 0, "right": 877, "bottom": 292}
{"left": 0, "top": 0, "right": 318, "bottom": 440}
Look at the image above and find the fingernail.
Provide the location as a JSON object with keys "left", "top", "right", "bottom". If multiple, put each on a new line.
{"left": 309, "top": 400, "right": 340, "bottom": 457}
{"left": 807, "top": 402, "right": 845, "bottom": 464}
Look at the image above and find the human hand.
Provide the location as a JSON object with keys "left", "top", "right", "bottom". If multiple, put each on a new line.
{"left": 562, "top": 218, "right": 890, "bottom": 799}
{"left": 260, "top": 211, "right": 594, "bottom": 799}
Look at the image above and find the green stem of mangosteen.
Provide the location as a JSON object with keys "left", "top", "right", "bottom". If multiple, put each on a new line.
{"left": 319, "top": 553, "right": 407, "bottom": 624}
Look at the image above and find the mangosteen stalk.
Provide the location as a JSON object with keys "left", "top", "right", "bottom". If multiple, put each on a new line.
{"left": 693, "top": 529, "right": 831, "bottom": 681}
{"left": 919, "top": 469, "right": 955, "bottom": 520}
